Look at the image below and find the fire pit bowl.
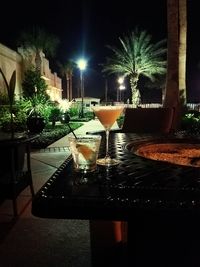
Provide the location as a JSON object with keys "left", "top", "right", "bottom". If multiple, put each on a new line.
{"left": 126, "top": 138, "right": 200, "bottom": 168}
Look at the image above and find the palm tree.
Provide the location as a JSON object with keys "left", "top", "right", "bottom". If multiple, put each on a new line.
{"left": 58, "top": 60, "right": 75, "bottom": 100}
{"left": 103, "top": 28, "right": 167, "bottom": 106}
{"left": 18, "top": 27, "right": 60, "bottom": 73}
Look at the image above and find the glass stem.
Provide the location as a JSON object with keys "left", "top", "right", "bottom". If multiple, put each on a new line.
{"left": 105, "top": 129, "right": 110, "bottom": 159}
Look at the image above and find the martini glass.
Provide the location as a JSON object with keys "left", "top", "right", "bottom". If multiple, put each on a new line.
{"left": 92, "top": 105, "right": 124, "bottom": 166}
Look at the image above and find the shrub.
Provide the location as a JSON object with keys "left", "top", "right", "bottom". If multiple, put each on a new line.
{"left": 181, "top": 111, "right": 200, "bottom": 134}
{"left": 22, "top": 67, "right": 48, "bottom": 98}
{"left": 31, "top": 123, "right": 83, "bottom": 148}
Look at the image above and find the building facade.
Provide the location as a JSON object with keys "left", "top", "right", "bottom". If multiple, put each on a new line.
{"left": 0, "top": 43, "right": 62, "bottom": 102}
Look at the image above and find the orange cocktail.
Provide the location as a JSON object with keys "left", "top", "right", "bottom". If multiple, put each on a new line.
{"left": 93, "top": 107, "right": 124, "bottom": 130}
{"left": 93, "top": 105, "right": 124, "bottom": 166}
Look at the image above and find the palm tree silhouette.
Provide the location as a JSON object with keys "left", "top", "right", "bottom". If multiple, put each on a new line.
{"left": 58, "top": 60, "right": 75, "bottom": 100}
{"left": 18, "top": 27, "right": 59, "bottom": 73}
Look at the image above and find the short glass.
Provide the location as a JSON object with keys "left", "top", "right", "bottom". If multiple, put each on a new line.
{"left": 68, "top": 135, "right": 102, "bottom": 173}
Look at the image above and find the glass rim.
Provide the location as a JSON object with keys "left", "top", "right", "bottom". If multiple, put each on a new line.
{"left": 92, "top": 105, "right": 124, "bottom": 110}
{"left": 68, "top": 135, "right": 102, "bottom": 140}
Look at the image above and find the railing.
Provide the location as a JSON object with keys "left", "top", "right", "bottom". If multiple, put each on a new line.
{"left": 123, "top": 103, "right": 200, "bottom": 111}
{"left": 186, "top": 103, "right": 200, "bottom": 111}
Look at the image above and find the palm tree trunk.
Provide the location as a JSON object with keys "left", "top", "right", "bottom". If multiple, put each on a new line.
{"left": 164, "top": 0, "right": 179, "bottom": 108}
{"left": 35, "top": 50, "right": 42, "bottom": 73}
{"left": 69, "top": 76, "right": 73, "bottom": 101}
{"left": 130, "top": 75, "right": 140, "bottom": 107}
{"left": 66, "top": 74, "right": 70, "bottom": 100}
{"left": 179, "top": 0, "right": 187, "bottom": 105}
{"left": 164, "top": 0, "right": 187, "bottom": 131}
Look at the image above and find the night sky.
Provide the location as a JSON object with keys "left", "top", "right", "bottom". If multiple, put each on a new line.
{"left": 0, "top": 0, "right": 199, "bottom": 102}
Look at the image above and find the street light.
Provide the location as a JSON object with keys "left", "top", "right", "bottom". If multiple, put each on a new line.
{"left": 77, "top": 58, "right": 87, "bottom": 118}
{"left": 117, "top": 76, "right": 125, "bottom": 102}
{"left": 119, "top": 84, "right": 126, "bottom": 102}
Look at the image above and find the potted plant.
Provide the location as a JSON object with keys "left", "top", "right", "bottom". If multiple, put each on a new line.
{"left": 26, "top": 92, "right": 46, "bottom": 133}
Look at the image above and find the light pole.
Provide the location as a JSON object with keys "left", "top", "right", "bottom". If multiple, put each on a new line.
{"left": 117, "top": 76, "right": 125, "bottom": 102}
{"left": 119, "top": 84, "right": 126, "bottom": 102}
{"left": 77, "top": 59, "right": 87, "bottom": 118}
{"left": 105, "top": 78, "right": 108, "bottom": 103}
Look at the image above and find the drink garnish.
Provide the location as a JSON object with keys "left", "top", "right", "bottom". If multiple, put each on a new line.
{"left": 76, "top": 144, "right": 95, "bottom": 160}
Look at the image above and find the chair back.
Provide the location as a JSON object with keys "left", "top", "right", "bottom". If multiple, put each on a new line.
{"left": 121, "top": 107, "right": 175, "bottom": 134}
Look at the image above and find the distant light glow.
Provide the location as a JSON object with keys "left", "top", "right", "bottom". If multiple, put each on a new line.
{"left": 119, "top": 85, "right": 125, "bottom": 90}
{"left": 77, "top": 59, "right": 87, "bottom": 70}
{"left": 118, "top": 76, "right": 124, "bottom": 84}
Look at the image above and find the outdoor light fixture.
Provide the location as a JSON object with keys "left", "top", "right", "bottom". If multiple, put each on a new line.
{"left": 117, "top": 76, "right": 125, "bottom": 102}
{"left": 119, "top": 85, "right": 125, "bottom": 90}
{"left": 77, "top": 58, "right": 87, "bottom": 118}
{"left": 77, "top": 59, "right": 87, "bottom": 71}
{"left": 118, "top": 76, "right": 124, "bottom": 85}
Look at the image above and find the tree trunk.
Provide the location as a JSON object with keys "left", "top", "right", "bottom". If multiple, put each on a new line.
{"left": 164, "top": 0, "right": 179, "bottom": 108}
{"left": 164, "top": 0, "right": 187, "bottom": 131}
{"left": 35, "top": 50, "right": 42, "bottom": 73}
{"left": 179, "top": 0, "right": 187, "bottom": 105}
{"left": 130, "top": 74, "right": 140, "bottom": 107}
{"left": 66, "top": 74, "right": 70, "bottom": 100}
{"left": 69, "top": 75, "right": 73, "bottom": 101}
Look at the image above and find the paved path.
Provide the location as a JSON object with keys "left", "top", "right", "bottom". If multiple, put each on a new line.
{"left": 47, "top": 118, "right": 119, "bottom": 148}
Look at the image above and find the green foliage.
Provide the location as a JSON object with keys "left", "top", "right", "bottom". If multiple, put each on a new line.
{"left": 181, "top": 111, "right": 200, "bottom": 134}
{"left": 49, "top": 106, "right": 62, "bottom": 126}
{"left": 83, "top": 111, "right": 95, "bottom": 120}
{"left": 22, "top": 68, "right": 48, "bottom": 98}
{"left": 0, "top": 92, "right": 9, "bottom": 105}
{"left": 0, "top": 105, "right": 27, "bottom": 132}
{"left": 68, "top": 105, "right": 80, "bottom": 117}
{"left": 17, "top": 95, "right": 52, "bottom": 122}
{"left": 0, "top": 106, "right": 10, "bottom": 124}
{"left": 31, "top": 123, "right": 83, "bottom": 148}
{"left": 21, "top": 67, "right": 52, "bottom": 122}
{"left": 117, "top": 114, "right": 125, "bottom": 128}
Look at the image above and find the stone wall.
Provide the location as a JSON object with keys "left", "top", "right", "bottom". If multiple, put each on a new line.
{"left": 0, "top": 43, "right": 23, "bottom": 98}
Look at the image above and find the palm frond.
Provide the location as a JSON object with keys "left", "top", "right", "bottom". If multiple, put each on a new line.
{"left": 18, "top": 26, "right": 59, "bottom": 57}
{"left": 103, "top": 27, "right": 166, "bottom": 79}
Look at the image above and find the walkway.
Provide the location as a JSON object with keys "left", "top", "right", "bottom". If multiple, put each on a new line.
{"left": 48, "top": 118, "right": 119, "bottom": 147}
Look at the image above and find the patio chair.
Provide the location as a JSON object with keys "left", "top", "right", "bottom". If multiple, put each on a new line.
{"left": 121, "top": 107, "right": 175, "bottom": 134}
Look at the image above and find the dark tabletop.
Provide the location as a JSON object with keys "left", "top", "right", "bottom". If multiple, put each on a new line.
{"left": 32, "top": 132, "right": 200, "bottom": 220}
